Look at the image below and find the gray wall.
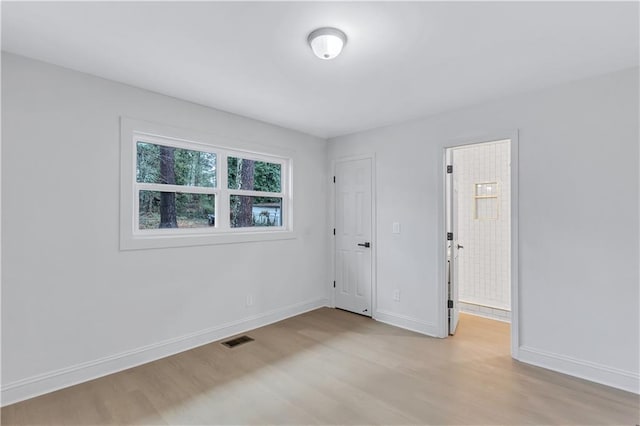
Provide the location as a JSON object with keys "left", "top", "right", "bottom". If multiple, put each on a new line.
{"left": 3, "top": 51, "right": 638, "bottom": 402}
{"left": 328, "top": 67, "right": 639, "bottom": 392}
{"left": 1, "top": 53, "right": 329, "bottom": 403}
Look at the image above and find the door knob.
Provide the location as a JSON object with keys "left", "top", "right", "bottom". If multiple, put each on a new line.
{"left": 457, "top": 244, "right": 464, "bottom": 249}
{"left": 357, "top": 242, "right": 371, "bottom": 248}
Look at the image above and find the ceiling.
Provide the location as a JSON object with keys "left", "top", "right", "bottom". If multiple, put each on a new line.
{"left": 2, "top": 2, "right": 638, "bottom": 139}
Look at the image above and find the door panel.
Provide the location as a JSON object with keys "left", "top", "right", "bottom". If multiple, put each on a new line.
{"left": 335, "top": 158, "right": 372, "bottom": 316}
{"left": 450, "top": 186, "right": 460, "bottom": 334}
{"left": 446, "top": 150, "right": 460, "bottom": 335}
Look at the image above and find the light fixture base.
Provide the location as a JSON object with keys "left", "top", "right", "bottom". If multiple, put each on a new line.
{"left": 307, "top": 27, "right": 347, "bottom": 60}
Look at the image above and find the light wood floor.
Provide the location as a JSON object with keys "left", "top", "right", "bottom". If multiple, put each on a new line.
{"left": 2, "top": 308, "right": 638, "bottom": 425}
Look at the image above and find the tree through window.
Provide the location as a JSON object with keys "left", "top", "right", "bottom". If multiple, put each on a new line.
{"left": 134, "top": 137, "right": 287, "bottom": 232}
{"left": 228, "top": 156, "right": 282, "bottom": 228}
{"left": 121, "top": 120, "right": 293, "bottom": 249}
{"left": 136, "top": 141, "right": 217, "bottom": 230}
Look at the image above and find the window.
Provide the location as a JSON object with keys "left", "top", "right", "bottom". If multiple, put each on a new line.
{"left": 474, "top": 182, "right": 498, "bottom": 220}
{"left": 136, "top": 141, "right": 217, "bottom": 230}
{"left": 120, "top": 118, "right": 293, "bottom": 249}
{"left": 227, "top": 156, "right": 283, "bottom": 228}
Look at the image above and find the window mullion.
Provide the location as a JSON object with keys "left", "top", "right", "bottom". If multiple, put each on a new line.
{"left": 219, "top": 151, "right": 230, "bottom": 229}
{"left": 228, "top": 189, "right": 283, "bottom": 198}
{"left": 137, "top": 183, "right": 216, "bottom": 194}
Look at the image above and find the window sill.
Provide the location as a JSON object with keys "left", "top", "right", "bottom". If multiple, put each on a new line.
{"left": 120, "top": 229, "right": 297, "bottom": 250}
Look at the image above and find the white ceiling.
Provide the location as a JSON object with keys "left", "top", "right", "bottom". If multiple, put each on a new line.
{"left": 2, "top": 1, "right": 638, "bottom": 138}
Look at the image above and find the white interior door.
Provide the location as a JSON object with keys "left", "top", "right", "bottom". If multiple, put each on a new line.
{"left": 450, "top": 186, "right": 461, "bottom": 334}
{"left": 335, "top": 158, "right": 372, "bottom": 316}
{"left": 446, "top": 152, "right": 460, "bottom": 335}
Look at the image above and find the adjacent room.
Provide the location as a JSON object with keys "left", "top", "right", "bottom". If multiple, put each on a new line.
{"left": 1, "top": 1, "right": 639, "bottom": 425}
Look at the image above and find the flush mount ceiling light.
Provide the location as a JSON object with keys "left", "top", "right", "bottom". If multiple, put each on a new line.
{"left": 308, "top": 27, "right": 347, "bottom": 60}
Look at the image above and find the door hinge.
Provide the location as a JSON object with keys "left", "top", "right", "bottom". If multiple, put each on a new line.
{"left": 333, "top": 228, "right": 336, "bottom": 235}
{"left": 448, "top": 300, "right": 454, "bottom": 309}
{"left": 447, "top": 165, "right": 453, "bottom": 174}
{"left": 333, "top": 176, "right": 336, "bottom": 183}
{"left": 447, "top": 232, "right": 453, "bottom": 241}
{"left": 333, "top": 281, "right": 336, "bottom": 288}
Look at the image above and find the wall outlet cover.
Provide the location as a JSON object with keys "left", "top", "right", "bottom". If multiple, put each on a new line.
{"left": 392, "top": 222, "right": 401, "bottom": 234}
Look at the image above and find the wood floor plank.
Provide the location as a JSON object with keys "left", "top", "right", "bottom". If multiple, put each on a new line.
{"left": 2, "top": 308, "right": 638, "bottom": 425}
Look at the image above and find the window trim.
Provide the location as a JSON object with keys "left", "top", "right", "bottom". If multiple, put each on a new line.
{"left": 120, "top": 117, "right": 295, "bottom": 250}
{"left": 473, "top": 181, "right": 499, "bottom": 220}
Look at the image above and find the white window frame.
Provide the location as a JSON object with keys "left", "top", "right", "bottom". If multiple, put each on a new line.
{"left": 473, "top": 181, "right": 499, "bottom": 220}
{"left": 120, "top": 117, "right": 295, "bottom": 250}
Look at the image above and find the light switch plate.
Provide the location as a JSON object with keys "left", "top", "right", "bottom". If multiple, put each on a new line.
{"left": 392, "top": 222, "right": 401, "bottom": 234}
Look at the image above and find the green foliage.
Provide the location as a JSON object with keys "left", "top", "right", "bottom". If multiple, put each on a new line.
{"left": 136, "top": 142, "right": 160, "bottom": 184}
{"left": 136, "top": 142, "right": 216, "bottom": 187}
{"left": 229, "top": 195, "right": 282, "bottom": 228}
{"left": 227, "top": 157, "right": 281, "bottom": 193}
{"left": 139, "top": 191, "right": 215, "bottom": 229}
{"left": 137, "top": 143, "right": 282, "bottom": 229}
{"left": 228, "top": 157, "right": 283, "bottom": 227}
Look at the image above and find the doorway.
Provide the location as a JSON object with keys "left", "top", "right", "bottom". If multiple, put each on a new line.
{"left": 334, "top": 157, "right": 374, "bottom": 317}
{"left": 444, "top": 137, "right": 518, "bottom": 354}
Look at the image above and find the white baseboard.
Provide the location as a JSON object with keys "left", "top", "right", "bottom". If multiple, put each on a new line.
{"left": 374, "top": 309, "right": 439, "bottom": 337}
{"left": 519, "top": 346, "right": 639, "bottom": 394}
{"left": 1, "top": 298, "right": 329, "bottom": 407}
{"left": 460, "top": 310, "right": 511, "bottom": 324}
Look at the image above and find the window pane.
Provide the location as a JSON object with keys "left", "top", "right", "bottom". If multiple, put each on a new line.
{"left": 475, "top": 182, "right": 497, "bottom": 196}
{"left": 137, "top": 142, "right": 217, "bottom": 187}
{"left": 139, "top": 191, "right": 215, "bottom": 229}
{"left": 230, "top": 196, "right": 282, "bottom": 228}
{"left": 227, "top": 157, "right": 281, "bottom": 192}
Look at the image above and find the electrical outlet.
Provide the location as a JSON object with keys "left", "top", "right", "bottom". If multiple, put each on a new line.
{"left": 393, "top": 289, "right": 400, "bottom": 301}
{"left": 246, "top": 294, "right": 254, "bottom": 307}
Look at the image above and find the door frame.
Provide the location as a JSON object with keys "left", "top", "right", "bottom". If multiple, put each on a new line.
{"left": 329, "top": 154, "right": 377, "bottom": 318}
{"left": 438, "top": 131, "right": 520, "bottom": 359}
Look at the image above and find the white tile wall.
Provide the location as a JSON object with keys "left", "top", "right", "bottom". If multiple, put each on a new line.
{"left": 453, "top": 140, "right": 511, "bottom": 317}
{"left": 459, "top": 301, "right": 511, "bottom": 322}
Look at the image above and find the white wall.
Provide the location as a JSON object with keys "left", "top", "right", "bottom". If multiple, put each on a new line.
{"left": 2, "top": 52, "right": 638, "bottom": 403}
{"left": 454, "top": 141, "right": 511, "bottom": 314}
{"left": 1, "top": 53, "right": 329, "bottom": 404}
{"left": 328, "top": 67, "right": 639, "bottom": 393}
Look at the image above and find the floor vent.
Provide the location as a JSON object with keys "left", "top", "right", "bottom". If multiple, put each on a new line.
{"left": 222, "top": 335, "right": 254, "bottom": 348}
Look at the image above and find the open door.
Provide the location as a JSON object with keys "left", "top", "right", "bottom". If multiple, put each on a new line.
{"left": 446, "top": 153, "right": 460, "bottom": 335}
{"left": 444, "top": 137, "right": 516, "bottom": 348}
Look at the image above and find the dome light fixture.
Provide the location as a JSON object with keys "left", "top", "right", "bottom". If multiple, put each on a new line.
{"left": 308, "top": 27, "right": 347, "bottom": 60}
